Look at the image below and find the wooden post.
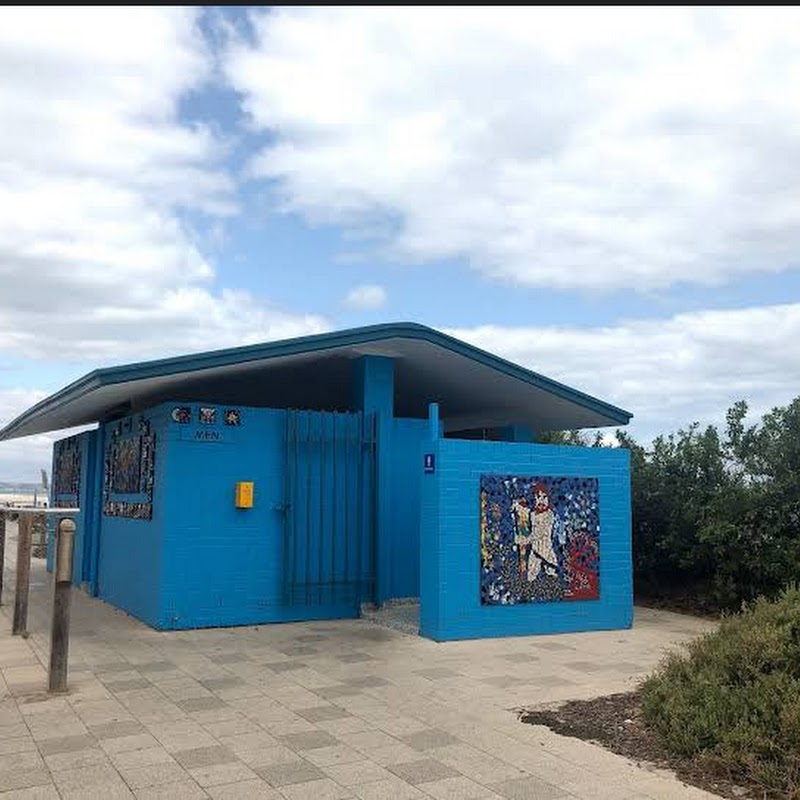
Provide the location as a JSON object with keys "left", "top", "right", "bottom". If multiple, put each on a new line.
{"left": 12, "top": 513, "right": 32, "bottom": 636}
{"left": 32, "top": 511, "right": 47, "bottom": 559}
{"left": 49, "top": 518, "right": 75, "bottom": 693}
{"left": 0, "top": 510, "right": 5, "bottom": 606}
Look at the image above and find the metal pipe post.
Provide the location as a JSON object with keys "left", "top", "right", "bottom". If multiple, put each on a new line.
{"left": 0, "top": 511, "right": 5, "bottom": 606}
{"left": 0, "top": 508, "right": 6, "bottom": 606}
{"left": 48, "top": 518, "right": 75, "bottom": 693}
{"left": 12, "top": 513, "right": 32, "bottom": 636}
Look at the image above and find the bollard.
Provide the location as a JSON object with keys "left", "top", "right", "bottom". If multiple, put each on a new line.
{"left": 49, "top": 518, "right": 75, "bottom": 693}
{"left": 0, "top": 510, "right": 5, "bottom": 606}
{"left": 12, "top": 513, "right": 32, "bottom": 636}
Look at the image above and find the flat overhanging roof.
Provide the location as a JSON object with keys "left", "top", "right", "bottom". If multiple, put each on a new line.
{"left": 0, "top": 323, "right": 632, "bottom": 440}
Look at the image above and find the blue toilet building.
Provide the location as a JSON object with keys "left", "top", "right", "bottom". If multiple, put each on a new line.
{"left": 0, "top": 323, "right": 633, "bottom": 641}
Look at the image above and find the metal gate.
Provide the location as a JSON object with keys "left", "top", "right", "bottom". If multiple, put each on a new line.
{"left": 283, "top": 409, "right": 376, "bottom": 608}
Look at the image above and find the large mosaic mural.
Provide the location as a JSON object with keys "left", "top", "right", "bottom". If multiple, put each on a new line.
{"left": 53, "top": 436, "right": 81, "bottom": 500}
{"left": 480, "top": 475, "right": 600, "bottom": 605}
{"left": 103, "top": 418, "right": 156, "bottom": 520}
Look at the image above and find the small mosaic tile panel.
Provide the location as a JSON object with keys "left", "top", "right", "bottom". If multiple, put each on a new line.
{"left": 171, "top": 406, "right": 191, "bottom": 424}
{"left": 199, "top": 407, "right": 217, "bottom": 425}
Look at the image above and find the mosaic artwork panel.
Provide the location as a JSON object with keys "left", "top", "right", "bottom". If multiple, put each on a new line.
{"left": 53, "top": 437, "right": 81, "bottom": 498}
{"left": 480, "top": 474, "right": 600, "bottom": 605}
{"left": 103, "top": 418, "right": 156, "bottom": 520}
{"left": 199, "top": 407, "right": 217, "bottom": 424}
{"left": 224, "top": 408, "right": 241, "bottom": 426}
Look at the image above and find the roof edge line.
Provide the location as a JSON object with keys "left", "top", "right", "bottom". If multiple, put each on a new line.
{"left": 0, "top": 322, "right": 632, "bottom": 440}
{"left": 0, "top": 324, "right": 417, "bottom": 440}
{"left": 405, "top": 326, "right": 633, "bottom": 425}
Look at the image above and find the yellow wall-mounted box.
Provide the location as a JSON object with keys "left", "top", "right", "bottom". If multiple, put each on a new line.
{"left": 235, "top": 481, "right": 254, "bottom": 509}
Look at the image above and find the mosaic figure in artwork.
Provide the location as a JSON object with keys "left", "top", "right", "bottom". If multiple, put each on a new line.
{"left": 529, "top": 482, "right": 558, "bottom": 581}
{"left": 480, "top": 489, "right": 489, "bottom": 565}
{"left": 480, "top": 474, "right": 600, "bottom": 605}
{"left": 512, "top": 498, "right": 532, "bottom": 581}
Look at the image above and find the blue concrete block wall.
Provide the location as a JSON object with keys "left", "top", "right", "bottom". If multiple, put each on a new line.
{"left": 420, "top": 439, "right": 632, "bottom": 641}
{"left": 96, "top": 407, "right": 170, "bottom": 628}
{"left": 388, "top": 417, "right": 429, "bottom": 599}
{"left": 73, "top": 398, "right": 418, "bottom": 631}
{"left": 161, "top": 405, "right": 289, "bottom": 629}
{"left": 54, "top": 400, "right": 629, "bottom": 641}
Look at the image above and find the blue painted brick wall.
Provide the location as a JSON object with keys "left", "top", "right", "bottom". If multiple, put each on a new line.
{"left": 84, "top": 400, "right": 418, "bottom": 631}
{"left": 96, "top": 407, "right": 170, "bottom": 627}
{"left": 161, "top": 405, "right": 289, "bottom": 629}
{"left": 388, "top": 417, "right": 429, "bottom": 599}
{"left": 420, "top": 439, "right": 632, "bottom": 641}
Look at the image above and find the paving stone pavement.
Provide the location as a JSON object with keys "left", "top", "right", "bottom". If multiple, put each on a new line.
{"left": 0, "top": 523, "right": 719, "bottom": 799}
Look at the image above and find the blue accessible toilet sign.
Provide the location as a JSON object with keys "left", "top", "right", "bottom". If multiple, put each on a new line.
{"left": 423, "top": 453, "right": 435, "bottom": 474}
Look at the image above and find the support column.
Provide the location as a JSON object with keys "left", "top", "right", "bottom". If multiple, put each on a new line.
{"left": 428, "top": 403, "right": 440, "bottom": 441}
{"left": 87, "top": 427, "right": 104, "bottom": 595}
{"left": 353, "top": 355, "right": 394, "bottom": 605}
{"left": 419, "top": 403, "right": 442, "bottom": 640}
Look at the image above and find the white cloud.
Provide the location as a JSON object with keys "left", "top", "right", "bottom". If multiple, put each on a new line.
{"left": 0, "top": 388, "right": 87, "bottom": 482}
{"left": 343, "top": 284, "right": 387, "bottom": 311}
{"left": 226, "top": 7, "right": 800, "bottom": 291}
{"left": 0, "top": 289, "right": 328, "bottom": 364}
{"left": 448, "top": 302, "right": 800, "bottom": 439}
{"left": 0, "top": 7, "right": 325, "bottom": 362}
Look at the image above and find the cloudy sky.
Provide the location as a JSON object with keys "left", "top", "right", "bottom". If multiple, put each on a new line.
{"left": 2, "top": 6, "right": 800, "bottom": 480}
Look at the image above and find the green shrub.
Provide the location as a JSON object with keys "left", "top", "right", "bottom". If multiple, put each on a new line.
{"left": 612, "top": 396, "right": 800, "bottom": 610}
{"left": 642, "top": 587, "right": 800, "bottom": 797}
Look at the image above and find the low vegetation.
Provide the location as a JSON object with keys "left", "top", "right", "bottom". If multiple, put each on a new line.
{"left": 641, "top": 587, "right": 800, "bottom": 798}
{"left": 537, "top": 401, "right": 800, "bottom": 796}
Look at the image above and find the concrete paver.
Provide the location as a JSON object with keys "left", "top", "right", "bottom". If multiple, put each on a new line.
{"left": 0, "top": 521, "right": 719, "bottom": 799}
{"left": 386, "top": 759, "right": 461, "bottom": 785}
{"left": 206, "top": 779, "right": 279, "bottom": 799}
{"left": 134, "top": 781, "right": 208, "bottom": 800}
{"left": 0, "top": 787, "right": 61, "bottom": 800}
{"left": 255, "top": 760, "right": 326, "bottom": 787}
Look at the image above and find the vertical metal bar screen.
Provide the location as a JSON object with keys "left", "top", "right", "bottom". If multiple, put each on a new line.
{"left": 283, "top": 409, "right": 376, "bottom": 608}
